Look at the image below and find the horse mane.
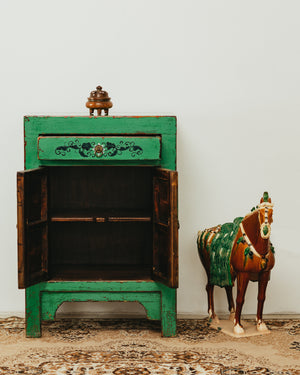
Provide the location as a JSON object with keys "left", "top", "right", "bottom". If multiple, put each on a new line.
{"left": 241, "top": 209, "right": 269, "bottom": 254}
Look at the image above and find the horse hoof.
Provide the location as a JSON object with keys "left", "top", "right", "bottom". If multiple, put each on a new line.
{"left": 257, "top": 321, "right": 269, "bottom": 332}
{"left": 212, "top": 316, "right": 220, "bottom": 324}
{"left": 233, "top": 323, "right": 244, "bottom": 335}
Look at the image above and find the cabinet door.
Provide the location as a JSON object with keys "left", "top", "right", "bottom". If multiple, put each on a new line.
{"left": 153, "top": 168, "right": 178, "bottom": 288}
{"left": 17, "top": 168, "right": 48, "bottom": 288}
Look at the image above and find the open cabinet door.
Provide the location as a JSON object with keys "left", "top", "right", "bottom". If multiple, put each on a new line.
{"left": 153, "top": 168, "right": 178, "bottom": 288}
{"left": 17, "top": 168, "right": 49, "bottom": 288}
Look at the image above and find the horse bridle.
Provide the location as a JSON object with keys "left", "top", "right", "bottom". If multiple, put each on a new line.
{"left": 258, "top": 202, "right": 274, "bottom": 239}
{"left": 238, "top": 203, "right": 274, "bottom": 269}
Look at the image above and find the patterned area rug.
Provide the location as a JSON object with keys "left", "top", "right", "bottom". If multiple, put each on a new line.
{"left": 0, "top": 317, "right": 299, "bottom": 374}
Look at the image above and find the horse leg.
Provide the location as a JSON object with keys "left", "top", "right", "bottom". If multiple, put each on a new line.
{"left": 256, "top": 271, "right": 270, "bottom": 332}
{"left": 198, "top": 230, "right": 218, "bottom": 322}
{"left": 233, "top": 272, "right": 250, "bottom": 334}
{"left": 206, "top": 283, "right": 219, "bottom": 322}
{"left": 225, "top": 286, "right": 235, "bottom": 321}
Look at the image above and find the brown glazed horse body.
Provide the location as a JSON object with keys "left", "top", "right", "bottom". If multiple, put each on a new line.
{"left": 197, "top": 193, "right": 275, "bottom": 334}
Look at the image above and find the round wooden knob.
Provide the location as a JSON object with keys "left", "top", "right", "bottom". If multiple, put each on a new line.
{"left": 94, "top": 144, "right": 104, "bottom": 157}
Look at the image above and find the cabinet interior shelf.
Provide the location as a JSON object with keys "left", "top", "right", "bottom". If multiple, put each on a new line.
{"left": 50, "top": 209, "right": 152, "bottom": 223}
{"left": 50, "top": 216, "right": 152, "bottom": 223}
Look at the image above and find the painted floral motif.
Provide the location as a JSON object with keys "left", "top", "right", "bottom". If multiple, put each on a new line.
{"left": 55, "top": 139, "right": 143, "bottom": 158}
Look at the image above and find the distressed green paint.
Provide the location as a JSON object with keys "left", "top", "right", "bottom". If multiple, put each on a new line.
{"left": 41, "top": 292, "right": 161, "bottom": 321}
{"left": 38, "top": 136, "right": 161, "bottom": 161}
{"left": 43, "top": 280, "right": 167, "bottom": 292}
{"left": 24, "top": 116, "right": 176, "bottom": 170}
{"left": 25, "top": 283, "right": 42, "bottom": 337}
{"left": 160, "top": 283, "right": 177, "bottom": 337}
{"left": 25, "top": 281, "right": 176, "bottom": 338}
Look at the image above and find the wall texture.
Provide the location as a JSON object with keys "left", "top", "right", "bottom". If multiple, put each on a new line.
{"left": 0, "top": 0, "right": 299, "bottom": 316}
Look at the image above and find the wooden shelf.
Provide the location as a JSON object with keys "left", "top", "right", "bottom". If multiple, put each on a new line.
{"left": 50, "top": 209, "right": 152, "bottom": 223}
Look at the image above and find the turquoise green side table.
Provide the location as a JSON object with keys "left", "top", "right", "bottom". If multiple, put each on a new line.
{"left": 17, "top": 116, "right": 178, "bottom": 338}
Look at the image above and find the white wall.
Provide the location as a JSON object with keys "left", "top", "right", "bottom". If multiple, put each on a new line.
{"left": 0, "top": 0, "right": 299, "bottom": 316}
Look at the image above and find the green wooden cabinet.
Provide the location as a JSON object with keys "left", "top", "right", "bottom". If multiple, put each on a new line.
{"left": 17, "top": 116, "right": 178, "bottom": 338}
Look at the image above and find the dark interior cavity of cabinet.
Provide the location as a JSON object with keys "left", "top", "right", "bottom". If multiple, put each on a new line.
{"left": 48, "top": 166, "right": 154, "bottom": 280}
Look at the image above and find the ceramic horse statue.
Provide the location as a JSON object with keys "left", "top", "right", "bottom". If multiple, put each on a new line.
{"left": 197, "top": 192, "right": 275, "bottom": 335}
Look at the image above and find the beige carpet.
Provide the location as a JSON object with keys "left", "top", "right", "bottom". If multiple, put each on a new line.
{"left": 0, "top": 317, "right": 299, "bottom": 374}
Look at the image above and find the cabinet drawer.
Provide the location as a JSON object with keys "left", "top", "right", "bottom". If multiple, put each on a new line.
{"left": 37, "top": 136, "right": 161, "bottom": 161}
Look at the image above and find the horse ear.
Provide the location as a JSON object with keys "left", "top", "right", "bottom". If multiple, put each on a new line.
{"left": 260, "top": 197, "right": 264, "bottom": 203}
{"left": 268, "top": 197, "right": 272, "bottom": 203}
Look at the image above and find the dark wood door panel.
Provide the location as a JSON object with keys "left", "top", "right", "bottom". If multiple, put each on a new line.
{"left": 17, "top": 168, "right": 49, "bottom": 288}
{"left": 153, "top": 168, "right": 178, "bottom": 288}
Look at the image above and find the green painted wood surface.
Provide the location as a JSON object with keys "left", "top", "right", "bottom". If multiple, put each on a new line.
{"left": 41, "top": 292, "right": 161, "bottom": 321}
{"left": 160, "top": 283, "right": 177, "bottom": 337}
{"left": 23, "top": 116, "right": 177, "bottom": 338}
{"left": 25, "top": 283, "right": 42, "bottom": 338}
{"left": 43, "top": 280, "right": 169, "bottom": 292}
{"left": 24, "top": 116, "right": 176, "bottom": 169}
{"left": 25, "top": 281, "right": 176, "bottom": 338}
{"left": 38, "top": 136, "right": 161, "bottom": 161}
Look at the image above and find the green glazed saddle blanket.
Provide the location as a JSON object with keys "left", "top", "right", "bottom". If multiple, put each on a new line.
{"left": 209, "top": 217, "right": 243, "bottom": 287}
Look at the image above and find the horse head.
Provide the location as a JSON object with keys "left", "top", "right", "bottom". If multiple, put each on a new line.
{"left": 258, "top": 192, "right": 274, "bottom": 239}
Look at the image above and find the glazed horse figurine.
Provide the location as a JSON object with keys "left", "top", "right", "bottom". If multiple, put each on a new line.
{"left": 197, "top": 192, "right": 275, "bottom": 335}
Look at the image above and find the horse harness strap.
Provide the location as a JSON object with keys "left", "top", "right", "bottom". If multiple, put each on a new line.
{"left": 239, "top": 222, "right": 263, "bottom": 259}
{"left": 239, "top": 222, "right": 271, "bottom": 270}
{"left": 258, "top": 202, "right": 273, "bottom": 239}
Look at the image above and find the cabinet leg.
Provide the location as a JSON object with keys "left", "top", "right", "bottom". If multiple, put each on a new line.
{"left": 161, "top": 287, "right": 176, "bottom": 337}
{"left": 25, "top": 285, "right": 41, "bottom": 338}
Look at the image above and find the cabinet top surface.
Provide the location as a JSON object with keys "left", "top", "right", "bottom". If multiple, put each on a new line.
{"left": 24, "top": 116, "right": 176, "bottom": 132}
{"left": 24, "top": 115, "right": 176, "bottom": 118}
{"left": 24, "top": 115, "right": 176, "bottom": 124}
{"left": 23, "top": 116, "right": 176, "bottom": 169}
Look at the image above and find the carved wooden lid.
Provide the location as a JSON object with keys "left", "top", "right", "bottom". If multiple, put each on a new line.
{"left": 87, "top": 85, "right": 111, "bottom": 102}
